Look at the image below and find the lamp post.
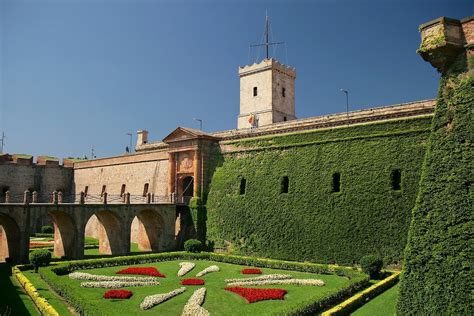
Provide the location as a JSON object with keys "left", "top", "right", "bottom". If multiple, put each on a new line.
{"left": 126, "top": 133, "right": 133, "bottom": 153}
{"left": 340, "top": 89, "right": 349, "bottom": 119}
{"left": 193, "top": 118, "right": 203, "bottom": 130}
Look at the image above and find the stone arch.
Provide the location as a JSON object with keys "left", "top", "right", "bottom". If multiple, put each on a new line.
{"left": 0, "top": 214, "right": 21, "bottom": 263}
{"left": 131, "top": 210, "right": 164, "bottom": 252}
{"left": 86, "top": 211, "right": 122, "bottom": 255}
{"left": 48, "top": 211, "right": 76, "bottom": 259}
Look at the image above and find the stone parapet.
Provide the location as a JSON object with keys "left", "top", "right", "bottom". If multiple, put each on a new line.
{"left": 73, "top": 148, "right": 169, "bottom": 169}
{"left": 214, "top": 99, "right": 436, "bottom": 141}
{"left": 239, "top": 58, "right": 296, "bottom": 79}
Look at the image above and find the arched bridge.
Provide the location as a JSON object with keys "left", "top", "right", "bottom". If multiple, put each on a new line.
{"left": 0, "top": 200, "right": 177, "bottom": 263}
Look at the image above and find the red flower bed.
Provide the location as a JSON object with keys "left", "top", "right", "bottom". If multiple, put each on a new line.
{"left": 225, "top": 287, "right": 287, "bottom": 303}
{"left": 116, "top": 267, "right": 165, "bottom": 278}
{"left": 181, "top": 278, "right": 205, "bottom": 285}
{"left": 103, "top": 290, "right": 133, "bottom": 299}
{"left": 241, "top": 268, "right": 262, "bottom": 274}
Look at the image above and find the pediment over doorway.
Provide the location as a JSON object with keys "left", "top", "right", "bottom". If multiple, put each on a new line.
{"left": 162, "top": 127, "right": 218, "bottom": 143}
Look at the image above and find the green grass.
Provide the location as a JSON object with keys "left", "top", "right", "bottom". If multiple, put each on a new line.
{"left": 83, "top": 243, "right": 141, "bottom": 258}
{"left": 351, "top": 283, "right": 399, "bottom": 316}
{"left": 43, "top": 259, "right": 357, "bottom": 315}
{"left": 23, "top": 270, "right": 73, "bottom": 315}
{"left": 0, "top": 264, "right": 38, "bottom": 316}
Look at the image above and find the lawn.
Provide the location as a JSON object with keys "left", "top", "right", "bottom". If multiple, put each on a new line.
{"left": 0, "top": 264, "right": 38, "bottom": 316}
{"left": 351, "top": 283, "right": 399, "bottom": 315}
{"left": 38, "top": 259, "right": 361, "bottom": 315}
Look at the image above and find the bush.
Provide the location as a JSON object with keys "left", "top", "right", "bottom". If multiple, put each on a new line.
{"left": 29, "top": 249, "right": 52, "bottom": 272}
{"left": 360, "top": 255, "right": 383, "bottom": 279}
{"left": 41, "top": 225, "right": 54, "bottom": 234}
{"left": 184, "top": 239, "right": 202, "bottom": 253}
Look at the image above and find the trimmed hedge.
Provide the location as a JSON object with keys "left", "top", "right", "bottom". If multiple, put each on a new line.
{"left": 397, "top": 56, "right": 473, "bottom": 314}
{"left": 38, "top": 252, "right": 368, "bottom": 315}
{"left": 207, "top": 117, "right": 432, "bottom": 264}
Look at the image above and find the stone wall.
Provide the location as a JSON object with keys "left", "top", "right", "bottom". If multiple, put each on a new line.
{"left": 0, "top": 154, "right": 73, "bottom": 202}
{"left": 73, "top": 150, "right": 169, "bottom": 198}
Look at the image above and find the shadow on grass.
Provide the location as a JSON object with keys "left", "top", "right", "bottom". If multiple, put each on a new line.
{"left": 0, "top": 263, "right": 34, "bottom": 316}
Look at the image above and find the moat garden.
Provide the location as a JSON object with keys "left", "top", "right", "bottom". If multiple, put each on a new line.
{"left": 0, "top": 236, "right": 400, "bottom": 316}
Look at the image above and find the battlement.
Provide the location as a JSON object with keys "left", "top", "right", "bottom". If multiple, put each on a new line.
{"left": 0, "top": 154, "right": 77, "bottom": 168}
{"left": 239, "top": 58, "right": 296, "bottom": 79}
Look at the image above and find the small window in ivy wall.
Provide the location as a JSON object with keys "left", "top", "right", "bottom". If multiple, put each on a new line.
{"left": 239, "top": 178, "right": 246, "bottom": 195}
{"left": 391, "top": 169, "right": 402, "bottom": 190}
{"left": 332, "top": 173, "right": 341, "bottom": 192}
{"left": 280, "top": 176, "right": 289, "bottom": 194}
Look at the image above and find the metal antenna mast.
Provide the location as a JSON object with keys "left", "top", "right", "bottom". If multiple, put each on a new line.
{"left": 250, "top": 12, "right": 284, "bottom": 60}
{"left": 0, "top": 132, "right": 5, "bottom": 153}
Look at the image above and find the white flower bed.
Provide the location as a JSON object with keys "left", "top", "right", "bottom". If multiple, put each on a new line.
{"left": 182, "top": 287, "right": 209, "bottom": 316}
{"left": 140, "top": 287, "right": 186, "bottom": 310}
{"left": 227, "top": 278, "right": 325, "bottom": 287}
{"left": 177, "top": 262, "right": 196, "bottom": 277}
{"left": 80, "top": 280, "right": 161, "bottom": 288}
{"left": 224, "top": 274, "right": 291, "bottom": 283}
{"left": 196, "top": 265, "right": 220, "bottom": 277}
{"left": 69, "top": 272, "right": 156, "bottom": 282}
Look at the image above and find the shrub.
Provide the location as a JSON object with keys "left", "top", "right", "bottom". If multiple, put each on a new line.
{"left": 41, "top": 226, "right": 54, "bottom": 234}
{"left": 360, "top": 255, "right": 383, "bottom": 279}
{"left": 116, "top": 267, "right": 165, "bottom": 278}
{"left": 184, "top": 239, "right": 202, "bottom": 253}
{"left": 29, "top": 249, "right": 52, "bottom": 272}
{"left": 225, "top": 287, "right": 287, "bottom": 303}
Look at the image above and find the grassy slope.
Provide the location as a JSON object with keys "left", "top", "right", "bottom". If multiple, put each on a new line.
{"left": 351, "top": 284, "right": 399, "bottom": 316}
{"left": 43, "top": 259, "right": 356, "bottom": 316}
{"left": 0, "top": 264, "right": 38, "bottom": 316}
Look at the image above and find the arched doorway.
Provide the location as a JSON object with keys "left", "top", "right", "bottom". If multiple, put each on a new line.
{"left": 84, "top": 211, "right": 122, "bottom": 255}
{"left": 130, "top": 210, "right": 164, "bottom": 252}
{"left": 0, "top": 214, "right": 20, "bottom": 263}
{"left": 48, "top": 211, "right": 76, "bottom": 259}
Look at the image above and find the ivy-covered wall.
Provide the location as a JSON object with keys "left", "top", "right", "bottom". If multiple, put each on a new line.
{"left": 397, "top": 55, "right": 473, "bottom": 314}
{"left": 206, "top": 116, "right": 433, "bottom": 265}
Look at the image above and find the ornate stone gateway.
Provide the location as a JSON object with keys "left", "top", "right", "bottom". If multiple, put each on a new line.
{"left": 163, "top": 127, "right": 219, "bottom": 204}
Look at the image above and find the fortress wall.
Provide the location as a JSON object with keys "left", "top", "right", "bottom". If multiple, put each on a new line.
{"left": 206, "top": 116, "right": 433, "bottom": 265}
{"left": 0, "top": 162, "right": 73, "bottom": 202}
{"left": 73, "top": 150, "right": 169, "bottom": 198}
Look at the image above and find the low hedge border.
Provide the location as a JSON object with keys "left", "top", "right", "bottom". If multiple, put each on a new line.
{"left": 321, "top": 271, "right": 400, "bottom": 316}
{"left": 37, "top": 252, "right": 369, "bottom": 315}
{"left": 12, "top": 266, "right": 59, "bottom": 316}
{"left": 28, "top": 244, "right": 98, "bottom": 253}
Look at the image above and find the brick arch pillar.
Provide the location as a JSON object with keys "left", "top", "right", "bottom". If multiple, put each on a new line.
{"left": 132, "top": 210, "right": 164, "bottom": 252}
{"left": 0, "top": 214, "right": 21, "bottom": 263}
{"left": 93, "top": 210, "right": 129, "bottom": 256}
{"left": 49, "top": 211, "right": 77, "bottom": 259}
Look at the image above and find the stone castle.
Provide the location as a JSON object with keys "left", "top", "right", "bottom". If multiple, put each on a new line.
{"left": 0, "top": 15, "right": 472, "bottom": 268}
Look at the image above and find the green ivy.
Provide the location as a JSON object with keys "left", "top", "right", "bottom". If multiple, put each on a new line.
{"left": 207, "top": 117, "right": 433, "bottom": 265}
{"left": 397, "top": 55, "right": 473, "bottom": 314}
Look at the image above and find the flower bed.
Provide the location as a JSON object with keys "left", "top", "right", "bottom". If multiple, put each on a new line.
{"left": 69, "top": 271, "right": 156, "bottom": 282}
{"left": 227, "top": 278, "right": 325, "bottom": 287}
{"left": 181, "top": 278, "right": 205, "bottom": 285}
{"left": 103, "top": 290, "right": 133, "bottom": 299}
{"left": 182, "top": 287, "right": 209, "bottom": 316}
{"left": 196, "top": 265, "right": 220, "bottom": 277}
{"left": 81, "top": 280, "right": 160, "bottom": 288}
{"left": 178, "top": 262, "right": 195, "bottom": 277}
{"left": 225, "top": 286, "right": 287, "bottom": 303}
{"left": 116, "top": 267, "right": 166, "bottom": 278}
{"left": 225, "top": 274, "right": 291, "bottom": 283}
{"left": 140, "top": 287, "right": 186, "bottom": 310}
{"left": 241, "top": 268, "right": 262, "bottom": 274}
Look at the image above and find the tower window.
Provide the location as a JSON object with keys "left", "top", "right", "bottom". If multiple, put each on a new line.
{"left": 101, "top": 185, "right": 106, "bottom": 197}
{"left": 239, "top": 178, "right": 246, "bottom": 195}
{"left": 84, "top": 186, "right": 88, "bottom": 197}
{"left": 143, "top": 183, "right": 149, "bottom": 197}
{"left": 282, "top": 87, "right": 286, "bottom": 97}
{"left": 280, "top": 176, "right": 289, "bottom": 194}
{"left": 332, "top": 173, "right": 341, "bottom": 193}
{"left": 391, "top": 170, "right": 402, "bottom": 190}
{"left": 120, "top": 184, "right": 126, "bottom": 197}
{"left": 283, "top": 116, "right": 287, "bottom": 121}
{"left": 253, "top": 87, "right": 258, "bottom": 96}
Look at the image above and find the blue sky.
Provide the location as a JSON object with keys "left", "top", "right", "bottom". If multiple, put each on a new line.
{"left": 0, "top": 0, "right": 471, "bottom": 159}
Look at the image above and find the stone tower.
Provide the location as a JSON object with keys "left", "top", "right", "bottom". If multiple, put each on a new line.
{"left": 237, "top": 58, "right": 296, "bottom": 129}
